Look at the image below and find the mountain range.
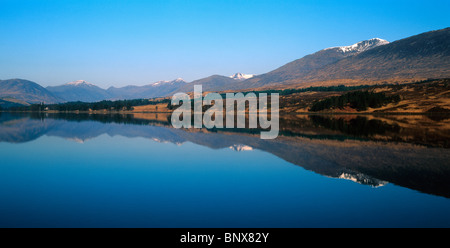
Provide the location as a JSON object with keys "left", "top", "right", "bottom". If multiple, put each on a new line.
{"left": 236, "top": 27, "right": 450, "bottom": 89}
{"left": 1, "top": 27, "right": 449, "bottom": 105}
{"left": 106, "top": 78, "right": 187, "bottom": 100}
{"left": 232, "top": 38, "right": 389, "bottom": 89}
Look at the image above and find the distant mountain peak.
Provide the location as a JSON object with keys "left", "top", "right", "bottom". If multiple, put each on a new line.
{"left": 65, "top": 80, "right": 94, "bottom": 86}
{"left": 230, "top": 73, "right": 255, "bottom": 80}
{"left": 325, "top": 38, "right": 389, "bottom": 54}
{"left": 151, "top": 78, "right": 186, "bottom": 86}
{"left": 47, "top": 80, "right": 109, "bottom": 102}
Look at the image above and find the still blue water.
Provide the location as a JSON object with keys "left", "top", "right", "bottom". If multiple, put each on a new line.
{"left": 0, "top": 115, "right": 449, "bottom": 227}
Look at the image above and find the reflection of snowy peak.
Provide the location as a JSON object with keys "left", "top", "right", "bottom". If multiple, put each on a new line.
{"left": 229, "top": 144, "right": 253, "bottom": 151}
{"left": 338, "top": 172, "right": 388, "bottom": 188}
{"left": 66, "top": 137, "right": 87, "bottom": 143}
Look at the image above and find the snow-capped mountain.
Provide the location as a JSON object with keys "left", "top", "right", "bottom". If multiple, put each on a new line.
{"left": 324, "top": 38, "right": 389, "bottom": 54}
{"left": 176, "top": 73, "right": 254, "bottom": 93}
{"left": 11, "top": 28, "right": 450, "bottom": 103}
{"left": 47, "top": 80, "right": 111, "bottom": 102}
{"left": 65, "top": 80, "right": 95, "bottom": 87}
{"left": 151, "top": 78, "right": 186, "bottom": 86}
{"left": 230, "top": 73, "right": 255, "bottom": 80}
{"left": 107, "top": 78, "right": 187, "bottom": 99}
{"left": 231, "top": 37, "right": 392, "bottom": 90}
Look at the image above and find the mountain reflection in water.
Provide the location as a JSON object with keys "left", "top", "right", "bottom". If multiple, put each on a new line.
{"left": 0, "top": 112, "right": 449, "bottom": 198}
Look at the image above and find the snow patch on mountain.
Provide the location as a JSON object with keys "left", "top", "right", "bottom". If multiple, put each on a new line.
{"left": 230, "top": 73, "right": 255, "bottom": 80}
{"left": 151, "top": 78, "right": 186, "bottom": 86}
{"left": 65, "top": 80, "right": 94, "bottom": 86}
{"left": 325, "top": 38, "right": 389, "bottom": 54}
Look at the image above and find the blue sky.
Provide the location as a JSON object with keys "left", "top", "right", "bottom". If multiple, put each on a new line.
{"left": 0, "top": 0, "right": 449, "bottom": 88}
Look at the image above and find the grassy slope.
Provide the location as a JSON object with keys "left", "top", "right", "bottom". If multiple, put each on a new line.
{"left": 276, "top": 79, "right": 450, "bottom": 113}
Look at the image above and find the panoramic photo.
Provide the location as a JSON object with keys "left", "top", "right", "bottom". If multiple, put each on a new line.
{"left": 1, "top": 0, "right": 449, "bottom": 239}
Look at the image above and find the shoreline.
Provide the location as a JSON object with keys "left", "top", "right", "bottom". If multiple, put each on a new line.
{"left": 2, "top": 110, "right": 450, "bottom": 116}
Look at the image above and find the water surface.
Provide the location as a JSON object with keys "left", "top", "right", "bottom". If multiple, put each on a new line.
{"left": 0, "top": 112, "right": 449, "bottom": 227}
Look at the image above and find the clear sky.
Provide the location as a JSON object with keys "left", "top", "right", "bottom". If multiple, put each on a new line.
{"left": 1, "top": 0, "right": 449, "bottom": 88}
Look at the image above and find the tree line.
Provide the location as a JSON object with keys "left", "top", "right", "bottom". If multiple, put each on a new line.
{"left": 247, "top": 84, "right": 373, "bottom": 96}
{"left": 8, "top": 98, "right": 171, "bottom": 112}
{"left": 310, "top": 91, "right": 401, "bottom": 112}
{"left": 4, "top": 84, "right": 392, "bottom": 112}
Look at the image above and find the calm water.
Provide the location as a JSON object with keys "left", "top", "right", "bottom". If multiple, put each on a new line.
{"left": 0, "top": 112, "right": 449, "bottom": 227}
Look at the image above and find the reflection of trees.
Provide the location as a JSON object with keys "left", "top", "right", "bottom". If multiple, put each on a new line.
{"left": 309, "top": 115, "right": 400, "bottom": 137}
{"left": 5, "top": 112, "right": 449, "bottom": 148}
{"left": 29, "top": 112, "right": 172, "bottom": 127}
